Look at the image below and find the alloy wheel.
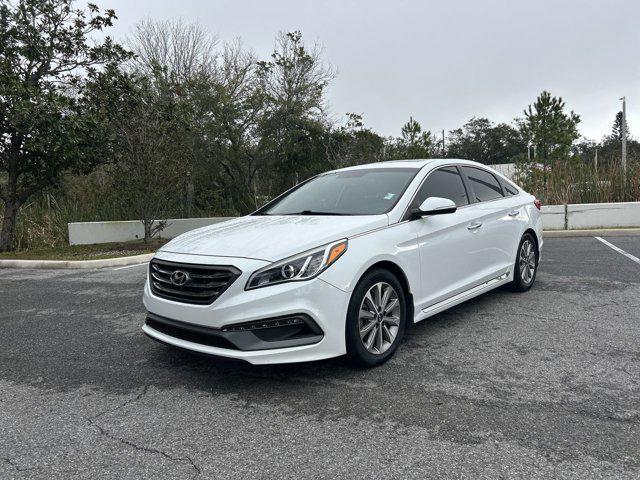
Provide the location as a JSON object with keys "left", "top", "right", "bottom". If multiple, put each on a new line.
{"left": 519, "top": 239, "right": 536, "bottom": 284}
{"left": 358, "top": 282, "right": 401, "bottom": 355}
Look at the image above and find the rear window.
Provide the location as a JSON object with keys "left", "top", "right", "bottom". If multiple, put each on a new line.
{"left": 461, "top": 166, "right": 504, "bottom": 202}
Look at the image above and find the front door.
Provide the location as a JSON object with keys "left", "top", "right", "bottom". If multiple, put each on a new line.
{"left": 411, "top": 166, "right": 482, "bottom": 309}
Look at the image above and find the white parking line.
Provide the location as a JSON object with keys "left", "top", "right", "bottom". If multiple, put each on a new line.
{"left": 113, "top": 262, "right": 149, "bottom": 271}
{"left": 594, "top": 237, "right": 640, "bottom": 265}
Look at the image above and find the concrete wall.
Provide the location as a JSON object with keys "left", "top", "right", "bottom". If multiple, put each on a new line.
{"left": 565, "top": 202, "right": 640, "bottom": 229}
{"left": 540, "top": 205, "right": 566, "bottom": 230}
{"left": 541, "top": 202, "right": 640, "bottom": 230}
{"left": 68, "top": 202, "right": 640, "bottom": 244}
{"left": 68, "top": 218, "right": 229, "bottom": 245}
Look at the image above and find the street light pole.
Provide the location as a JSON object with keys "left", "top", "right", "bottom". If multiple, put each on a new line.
{"left": 620, "top": 96, "right": 627, "bottom": 175}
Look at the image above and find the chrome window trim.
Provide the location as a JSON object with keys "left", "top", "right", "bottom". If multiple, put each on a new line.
{"left": 398, "top": 163, "right": 525, "bottom": 223}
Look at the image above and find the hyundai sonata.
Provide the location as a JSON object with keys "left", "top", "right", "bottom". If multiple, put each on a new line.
{"left": 142, "top": 159, "right": 542, "bottom": 366}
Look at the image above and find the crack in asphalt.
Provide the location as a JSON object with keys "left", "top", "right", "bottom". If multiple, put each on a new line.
{"left": 86, "top": 385, "right": 202, "bottom": 479}
{"left": 2, "top": 456, "right": 37, "bottom": 473}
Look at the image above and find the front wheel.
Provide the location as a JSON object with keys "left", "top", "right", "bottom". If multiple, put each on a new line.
{"left": 509, "top": 233, "right": 538, "bottom": 292}
{"left": 345, "top": 269, "right": 407, "bottom": 367}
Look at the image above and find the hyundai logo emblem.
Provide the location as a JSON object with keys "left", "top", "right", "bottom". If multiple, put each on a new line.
{"left": 170, "top": 270, "right": 189, "bottom": 286}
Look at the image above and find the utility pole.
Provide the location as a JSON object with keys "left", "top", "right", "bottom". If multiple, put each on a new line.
{"left": 620, "top": 96, "right": 627, "bottom": 175}
{"left": 594, "top": 148, "right": 598, "bottom": 172}
{"left": 441, "top": 129, "right": 445, "bottom": 157}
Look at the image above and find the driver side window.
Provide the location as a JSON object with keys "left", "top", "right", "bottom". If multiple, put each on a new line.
{"left": 415, "top": 166, "right": 470, "bottom": 208}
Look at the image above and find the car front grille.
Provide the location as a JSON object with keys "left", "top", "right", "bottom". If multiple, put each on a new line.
{"left": 149, "top": 259, "right": 241, "bottom": 305}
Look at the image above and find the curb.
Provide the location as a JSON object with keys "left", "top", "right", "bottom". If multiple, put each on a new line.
{"left": 543, "top": 228, "right": 640, "bottom": 238}
{"left": 0, "top": 253, "right": 154, "bottom": 270}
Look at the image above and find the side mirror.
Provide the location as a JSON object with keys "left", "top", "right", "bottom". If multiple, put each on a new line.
{"left": 411, "top": 197, "right": 457, "bottom": 219}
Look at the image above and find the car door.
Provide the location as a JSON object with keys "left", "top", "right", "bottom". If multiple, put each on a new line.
{"left": 459, "top": 166, "right": 518, "bottom": 278}
{"left": 498, "top": 176, "right": 534, "bottom": 264}
{"left": 409, "top": 165, "right": 484, "bottom": 310}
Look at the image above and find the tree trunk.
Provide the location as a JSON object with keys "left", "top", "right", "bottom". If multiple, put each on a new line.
{"left": 142, "top": 219, "right": 152, "bottom": 243}
{"left": 0, "top": 198, "right": 20, "bottom": 252}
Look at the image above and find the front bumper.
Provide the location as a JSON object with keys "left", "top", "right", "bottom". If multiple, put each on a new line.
{"left": 142, "top": 251, "right": 351, "bottom": 364}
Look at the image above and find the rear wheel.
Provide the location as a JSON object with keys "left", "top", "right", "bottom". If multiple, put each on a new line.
{"left": 345, "top": 269, "right": 407, "bottom": 367}
{"left": 509, "top": 233, "right": 538, "bottom": 292}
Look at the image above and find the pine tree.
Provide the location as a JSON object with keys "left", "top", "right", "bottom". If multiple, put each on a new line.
{"left": 609, "top": 111, "right": 628, "bottom": 142}
{"left": 521, "top": 91, "right": 581, "bottom": 163}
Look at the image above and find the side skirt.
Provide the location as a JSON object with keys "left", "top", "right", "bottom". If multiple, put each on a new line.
{"left": 414, "top": 272, "right": 510, "bottom": 323}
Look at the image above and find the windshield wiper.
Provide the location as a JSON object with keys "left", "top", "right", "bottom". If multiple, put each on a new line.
{"left": 283, "top": 210, "right": 350, "bottom": 216}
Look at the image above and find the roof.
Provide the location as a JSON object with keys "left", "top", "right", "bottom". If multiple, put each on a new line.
{"left": 329, "top": 159, "right": 437, "bottom": 173}
{"left": 329, "top": 158, "right": 489, "bottom": 173}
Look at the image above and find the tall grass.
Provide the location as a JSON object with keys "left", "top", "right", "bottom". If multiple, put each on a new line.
{"left": 1, "top": 171, "right": 213, "bottom": 250}
{"left": 515, "top": 158, "right": 639, "bottom": 205}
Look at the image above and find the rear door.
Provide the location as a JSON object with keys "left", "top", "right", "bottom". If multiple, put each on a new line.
{"left": 459, "top": 166, "right": 520, "bottom": 278}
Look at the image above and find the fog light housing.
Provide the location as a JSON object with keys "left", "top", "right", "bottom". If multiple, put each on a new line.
{"left": 221, "top": 314, "right": 323, "bottom": 343}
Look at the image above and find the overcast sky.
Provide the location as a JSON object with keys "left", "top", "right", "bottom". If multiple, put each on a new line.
{"left": 101, "top": 0, "right": 640, "bottom": 140}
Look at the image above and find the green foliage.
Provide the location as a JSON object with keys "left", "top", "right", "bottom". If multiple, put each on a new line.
{"left": 521, "top": 91, "right": 581, "bottom": 162}
{"left": 327, "top": 113, "right": 385, "bottom": 168}
{"left": 256, "top": 31, "right": 335, "bottom": 196}
{"left": 609, "top": 111, "right": 628, "bottom": 143}
{"left": 386, "top": 117, "right": 436, "bottom": 160}
{"left": 0, "top": 0, "right": 131, "bottom": 250}
{"left": 446, "top": 117, "right": 526, "bottom": 164}
{"left": 108, "top": 74, "right": 193, "bottom": 241}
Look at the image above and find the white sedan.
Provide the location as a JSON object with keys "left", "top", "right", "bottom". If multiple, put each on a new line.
{"left": 142, "top": 159, "right": 542, "bottom": 366}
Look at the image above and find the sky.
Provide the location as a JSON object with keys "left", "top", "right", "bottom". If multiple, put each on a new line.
{"left": 100, "top": 0, "right": 640, "bottom": 141}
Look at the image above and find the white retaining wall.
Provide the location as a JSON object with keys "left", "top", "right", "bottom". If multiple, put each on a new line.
{"left": 540, "top": 205, "right": 566, "bottom": 230}
{"left": 68, "top": 202, "right": 640, "bottom": 244}
{"left": 68, "top": 218, "right": 229, "bottom": 245}
{"left": 563, "top": 202, "right": 640, "bottom": 230}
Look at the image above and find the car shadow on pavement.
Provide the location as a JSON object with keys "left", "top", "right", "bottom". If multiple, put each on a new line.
{"left": 147, "top": 287, "right": 509, "bottom": 386}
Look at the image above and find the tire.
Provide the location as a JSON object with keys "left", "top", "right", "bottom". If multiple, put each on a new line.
{"left": 345, "top": 268, "right": 408, "bottom": 367}
{"left": 509, "top": 232, "right": 538, "bottom": 292}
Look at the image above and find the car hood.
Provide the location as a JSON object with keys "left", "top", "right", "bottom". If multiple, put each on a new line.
{"left": 159, "top": 215, "right": 389, "bottom": 262}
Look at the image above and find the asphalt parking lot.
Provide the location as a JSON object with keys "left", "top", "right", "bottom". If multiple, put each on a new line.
{"left": 1, "top": 235, "right": 639, "bottom": 479}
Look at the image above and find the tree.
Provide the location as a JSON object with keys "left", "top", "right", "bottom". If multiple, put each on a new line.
{"left": 609, "top": 111, "right": 628, "bottom": 142}
{"left": 520, "top": 91, "right": 581, "bottom": 164}
{"left": 127, "top": 18, "right": 218, "bottom": 84}
{"left": 446, "top": 117, "right": 526, "bottom": 164}
{"left": 126, "top": 18, "right": 220, "bottom": 216}
{"left": 110, "top": 76, "right": 189, "bottom": 241}
{"left": 327, "top": 113, "right": 385, "bottom": 168}
{"left": 386, "top": 117, "right": 435, "bottom": 160}
{"left": 257, "top": 31, "right": 335, "bottom": 194}
{"left": 0, "top": 0, "right": 130, "bottom": 251}
{"left": 195, "top": 41, "right": 265, "bottom": 214}
{"left": 596, "top": 111, "right": 639, "bottom": 167}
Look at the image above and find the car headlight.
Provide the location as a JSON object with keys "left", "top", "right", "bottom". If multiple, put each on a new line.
{"left": 245, "top": 239, "right": 348, "bottom": 290}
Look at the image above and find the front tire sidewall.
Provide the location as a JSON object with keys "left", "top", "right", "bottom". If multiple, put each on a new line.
{"left": 345, "top": 269, "right": 407, "bottom": 367}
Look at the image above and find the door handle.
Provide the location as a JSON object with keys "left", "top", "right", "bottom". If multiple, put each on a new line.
{"left": 467, "top": 222, "right": 482, "bottom": 231}
{"left": 508, "top": 210, "right": 520, "bottom": 217}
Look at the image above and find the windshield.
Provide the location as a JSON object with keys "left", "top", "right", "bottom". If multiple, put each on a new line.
{"left": 259, "top": 168, "right": 419, "bottom": 216}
